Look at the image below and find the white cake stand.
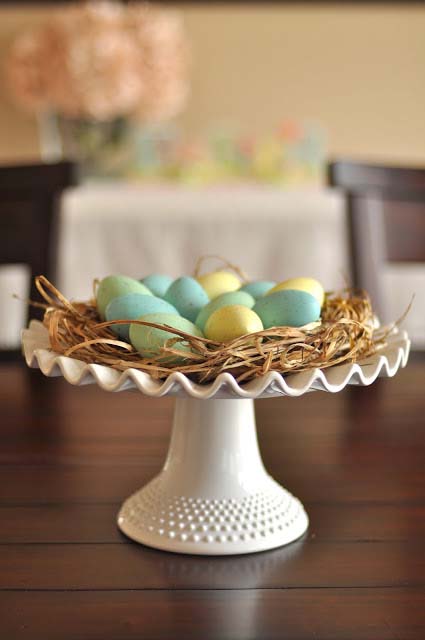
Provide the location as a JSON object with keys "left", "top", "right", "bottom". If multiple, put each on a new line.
{"left": 22, "top": 320, "right": 410, "bottom": 556}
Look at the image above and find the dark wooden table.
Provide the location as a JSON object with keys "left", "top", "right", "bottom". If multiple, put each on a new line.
{"left": 1, "top": 357, "right": 425, "bottom": 639}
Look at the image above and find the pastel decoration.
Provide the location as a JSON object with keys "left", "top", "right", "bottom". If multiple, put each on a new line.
{"left": 129, "top": 312, "right": 203, "bottom": 360}
{"left": 141, "top": 274, "right": 173, "bottom": 298}
{"left": 105, "top": 294, "right": 179, "bottom": 341}
{"left": 196, "top": 270, "right": 241, "bottom": 300}
{"left": 267, "top": 277, "right": 325, "bottom": 307}
{"left": 195, "top": 291, "right": 255, "bottom": 332}
{"left": 96, "top": 275, "right": 152, "bottom": 319}
{"left": 204, "top": 305, "right": 263, "bottom": 342}
{"left": 239, "top": 281, "right": 276, "bottom": 300}
{"left": 164, "top": 277, "right": 209, "bottom": 322}
{"left": 253, "top": 289, "right": 321, "bottom": 329}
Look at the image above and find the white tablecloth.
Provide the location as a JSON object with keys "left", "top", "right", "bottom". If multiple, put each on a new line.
{"left": 2, "top": 183, "right": 423, "bottom": 348}
{"left": 58, "top": 184, "right": 349, "bottom": 300}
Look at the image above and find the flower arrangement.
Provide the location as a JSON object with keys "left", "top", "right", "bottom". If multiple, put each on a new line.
{"left": 5, "top": 1, "right": 189, "bottom": 173}
{"left": 5, "top": 3, "right": 324, "bottom": 185}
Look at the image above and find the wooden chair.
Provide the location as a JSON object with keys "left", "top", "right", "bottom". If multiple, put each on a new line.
{"left": 0, "top": 161, "right": 76, "bottom": 360}
{"left": 328, "top": 160, "right": 425, "bottom": 327}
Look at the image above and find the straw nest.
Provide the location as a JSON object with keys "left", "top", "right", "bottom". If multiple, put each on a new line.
{"left": 33, "top": 267, "right": 394, "bottom": 384}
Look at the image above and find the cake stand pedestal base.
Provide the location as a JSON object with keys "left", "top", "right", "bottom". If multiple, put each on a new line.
{"left": 117, "top": 397, "right": 308, "bottom": 555}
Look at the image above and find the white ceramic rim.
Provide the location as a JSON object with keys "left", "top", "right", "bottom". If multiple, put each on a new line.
{"left": 22, "top": 320, "right": 410, "bottom": 399}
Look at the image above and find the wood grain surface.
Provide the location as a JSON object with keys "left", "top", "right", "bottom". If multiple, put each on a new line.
{"left": 1, "top": 358, "right": 424, "bottom": 639}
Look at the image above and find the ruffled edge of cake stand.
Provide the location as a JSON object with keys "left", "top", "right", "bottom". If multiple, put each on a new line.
{"left": 22, "top": 320, "right": 410, "bottom": 399}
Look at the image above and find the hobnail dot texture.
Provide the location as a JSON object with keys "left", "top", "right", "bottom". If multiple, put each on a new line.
{"left": 119, "top": 477, "right": 305, "bottom": 546}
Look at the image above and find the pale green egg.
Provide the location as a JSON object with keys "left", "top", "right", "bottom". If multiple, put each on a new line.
{"left": 204, "top": 305, "right": 263, "bottom": 342}
{"left": 141, "top": 274, "right": 173, "bottom": 298}
{"left": 105, "top": 294, "right": 179, "bottom": 341}
{"left": 239, "top": 280, "right": 275, "bottom": 299}
{"left": 195, "top": 291, "right": 255, "bottom": 332}
{"left": 97, "top": 275, "right": 152, "bottom": 319}
{"left": 129, "top": 312, "right": 203, "bottom": 360}
{"left": 164, "top": 277, "right": 209, "bottom": 322}
{"left": 253, "top": 289, "right": 321, "bottom": 328}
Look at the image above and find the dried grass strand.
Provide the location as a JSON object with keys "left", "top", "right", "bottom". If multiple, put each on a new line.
{"left": 193, "top": 255, "right": 249, "bottom": 282}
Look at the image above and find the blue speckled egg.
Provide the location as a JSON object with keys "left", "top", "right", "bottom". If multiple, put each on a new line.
{"left": 141, "top": 274, "right": 173, "bottom": 298}
{"left": 164, "top": 277, "right": 209, "bottom": 322}
{"left": 195, "top": 290, "right": 255, "bottom": 332}
{"left": 105, "top": 294, "right": 179, "bottom": 341}
{"left": 240, "top": 280, "right": 276, "bottom": 299}
{"left": 96, "top": 275, "right": 152, "bottom": 319}
{"left": 267, "top": 277, "right": 325, "bottom": 306}
{"left": 129, "top": 312, "right": 203, "bottom": 361}
{"left": 253, "top": 289, "right": 321, "bottom": 328}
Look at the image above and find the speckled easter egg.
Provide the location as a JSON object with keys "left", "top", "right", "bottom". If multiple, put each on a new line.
{"left": 253, "top": 289, "right": 321, "bottom": 328}
{"left": 164, "top": 277, "right": 209, "bottom": 322}
{"left": 129, "top": 313, "right": 203, "bottom": 360}
{"left": 204, "top": 305, "right": 263, "bottom": 342}
{"left": 141, "top": 274, "right": 173, "bottom": 298}
{"left": 267, "top": 277, "right": 325, "bottom": 306}
{"left": 105, "top": 294, "right": 179, "bottom": 341}
{"left": 196, "top": 271, "right": 241, "bottom": 300}
{"left": 195, "top": 291, "right": 255, "bottom": 332}
{"left": 96, "top": 275, "right": 152, "bottom": 319}
{"left": 239, "top": 280, "right": 276, "bottom": 299}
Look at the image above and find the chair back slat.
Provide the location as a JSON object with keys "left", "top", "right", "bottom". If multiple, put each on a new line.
{"left": 0, "top": 161, "right": 76, "bottom": 359}
{"left": 328, "top": 160, "right": 425, "bottom": 325}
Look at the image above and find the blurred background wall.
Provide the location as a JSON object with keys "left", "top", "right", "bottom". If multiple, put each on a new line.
{"left": 0, "top": 2, "right": 424, "bottom": 165}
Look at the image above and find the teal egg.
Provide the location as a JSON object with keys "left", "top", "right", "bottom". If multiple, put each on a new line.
{"left": 97, "top": 275, "right": 152, "bottom": 319}
{"left": 141, "top": 274, "right": 173, "bottom": 298}
{"left": 105, "top": 294, "right": 179, "bottom": 341}
{"left": 129, "top": 312, "right": 203, "bottom": 360}
{"left": 195, "top": 290, "right": 255, "bottom": 332}
{"left": 253, "top": 289, "right": 321, "bottom": 328}
{"left": 164, "top": 277, "right": 209, "bottom": 322}
{"left": 240, "top": 280, "right": 276, "bottom": 299}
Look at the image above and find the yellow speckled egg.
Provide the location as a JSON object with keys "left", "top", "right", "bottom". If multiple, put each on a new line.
{"left": 267, "top": 277, "right": 325, "bottom": 306}
{"left": 204, "top": 305, "right": 263, "bottom": 342}
{"left": 196, "top": 270, "right": 241, "bottom": 300}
